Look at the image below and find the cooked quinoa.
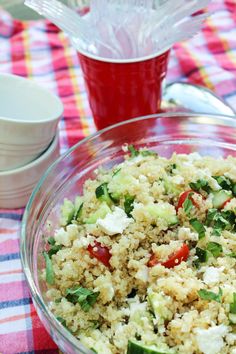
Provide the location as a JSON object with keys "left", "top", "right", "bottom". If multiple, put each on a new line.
{"left": 43, "top": 146, "right": 236, "bottom": 354}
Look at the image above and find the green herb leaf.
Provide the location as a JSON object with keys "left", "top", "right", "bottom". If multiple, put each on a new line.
{"left": 128, "top": 145, "right": 139, "bottom": 158}
{"left": 74, "top": 202, "right": 83, "bottom": 220}
{"left": 196, "top": 247, "right": 208, "bottom": 263}
{"left": 233, "top": 184, "right": 236, "bottom": 196}
{"left": 221, "top": 210, "right": 236, "bottom": 226}
{"left": 95, "top": 183, "right": 113, "bottom": 206}
{"left": 48, "top": 244, "right": 62, "bottom": 258}
{"left": 90, "top": 348, "right": 98, "bottom": 353}
{"left": 206, "top": 242, "right": 223, "bottom": 257}
{"left": 189, "top": 179, "right": 211, "bottom": 194}
{"left": 230, "top": 293, "right": 236, "bottom": 314}
{"left": 166, "top": 163, "right": 177, "bottom": 175}
{"left": 227, "top": 252, "right": 236, "bottom": 258}
{"left": 140, "top": 149, "right": 157, "bottom": 157}
{"left": 57, "top": 316, "right": 66, "bottom": 327}
{"left": 95, "top": 183, "right": 108, "bottom": 199}
{"left": 183, "top": 193, "right": 194, "bottom": 216}
{"left": 206, "top": 209, "right": 234, "bottom": 236}
{"left": 124, "top": 195, "right": 135, "bottom": 217}
{"left": 43, "top": 251, "right": 55, "bottom": 285}
{"left": 198, "top": 288, "right": 222, "bottom": 303}
{"left": 192, "top": 259, "right": 201, "bottom": 269}
{"left": 190, "top": 218, "right": 206, "bottom": 239}
{"left": 206, "top": 209, "right": 218, "bottom": 226}
{"left": 66, "top": 286, "right": 100, "bottom": 312}
{"left": 213, "top": 175, "right": 232, "bottom": 190}
{"left": 112, "top": 168, "right": 121, "bottom": 177}
{"left": 48, "top": 237, "right": 56, "bottom": 246}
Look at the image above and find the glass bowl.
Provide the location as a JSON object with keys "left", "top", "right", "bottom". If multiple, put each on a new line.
{"left": 20, "top": 112, "right": 236, "bottom": 354}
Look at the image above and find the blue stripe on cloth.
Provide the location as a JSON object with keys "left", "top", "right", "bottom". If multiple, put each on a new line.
{"left": 223, "top": 91, "right": 236, "bottom": 99}
{"left": 0, "top": 252, "right": 20, "bottom": 262}
{"left": 0, "top": 298, "right": 32, "bottom": 309}
{"left": 0, "top": 297, "right": 32, "bottom": 309}
{"left": 0, "top": 213, "right": 23, "bottom": 221}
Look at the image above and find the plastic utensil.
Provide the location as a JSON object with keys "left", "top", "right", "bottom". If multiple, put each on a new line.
{"left": 140, "top": 0, "right": 210, "bottom": 47}
{"left": 151, "top": 14, "right": 208, "bottom": 52}
{"left": 24, "top": 0, "right": 121, "bottom": 57}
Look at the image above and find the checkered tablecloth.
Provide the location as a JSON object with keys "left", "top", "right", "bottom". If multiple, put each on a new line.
{"left": 0, "top": 1, "right": 236, "bottom": 353}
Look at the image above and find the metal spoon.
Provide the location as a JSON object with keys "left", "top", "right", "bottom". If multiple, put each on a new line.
{"left": 162, "top": 82, "right": 235, "bottom": 116}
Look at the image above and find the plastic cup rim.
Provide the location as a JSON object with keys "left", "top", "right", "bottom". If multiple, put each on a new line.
{"left": 77, "top": 45, "right": 171, "bottom": 64}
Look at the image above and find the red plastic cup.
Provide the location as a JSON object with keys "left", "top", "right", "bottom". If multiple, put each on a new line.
{"left": 78, "top": 49, "right": 170, "bottom": 130}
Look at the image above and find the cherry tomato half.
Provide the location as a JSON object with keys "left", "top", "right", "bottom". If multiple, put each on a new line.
{"left": 161, "top": 243, "right": 190, "bottom": 268}
{"left": 176, "top": 190, "right": 200, "bottom": 212}
{"left": 221, "top": 198, "right": 232, "bottom": 209}
{"left": 87, "top": 241, "right": 111, "bottom": 267}
{"left": 148, "top": 243, "right": 190, "bottom": 269}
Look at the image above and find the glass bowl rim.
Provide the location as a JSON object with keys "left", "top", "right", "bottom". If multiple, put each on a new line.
{"left": 20, "top": 111, "right": 236, "bottom": 352}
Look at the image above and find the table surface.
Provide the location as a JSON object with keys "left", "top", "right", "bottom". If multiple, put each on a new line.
{"left": 0, "top": 1, "right": 236, "bottom": 353}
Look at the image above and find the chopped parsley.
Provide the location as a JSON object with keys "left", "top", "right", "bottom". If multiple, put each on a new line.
{"left": 95, "top": 183, "right": 109, "bottom": 200}
{"left": 57, "top": 316, "right": 66, "bottom": 327}
{"left": 74, "top": 202, "right": 83, "bottom": 220}
{"left": 206, "top": 242, "right": 223, "bottom": 257}
{"left": 124, "top": 195, "right": 135, "bottom": 217}
{"left": 128, "top": 145, "right": 139, "bottom": 158}
{"left": 206, "top": 209, "right": 235, "bottom": 236}
{"left": 47, "top": 237, "right": 62, "bottom": 258}
{"left": 196, "top": 247, "right": 208, "bottom": 263}
{"left": 43, "top": 251, "right": 55, "bottom": 285}
{"left": 230, "top": 293, "right": 236, "bottom": 314}
{"left": 112, "top": 168, "right": 121, "bottom": 177}
{"left": 190, "top": 218, "right": 206, "bottom": 239}
{"left": 166, "top": 163, "right": 177, "bottom": 174}
{"left": 189, "top": 179, "right": 211, "bottom": 194}
{"left": 127, "top": 145, "right": 157, "bottom": 158}
{"left": 48, "top": 237, "right": 55, "bottom": 246}
{"left": 183, "top": 193, "right": 194, "bottom": 216}
{"left": 65, "top": 286, "right": 100, "bottom": 312}
{"left": 198, "top": 288, "right": 222, "bottom": 303}
{"left": 140, "top": 149, "right": 157, "bottom": 157}
{"left": 213, "top": 175, "right": 232, "bottom": 191}
{"left": 227, "top": 252, "right": 236, "bottom": 258}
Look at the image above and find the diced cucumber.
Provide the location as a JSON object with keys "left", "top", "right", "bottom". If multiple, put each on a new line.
{"left": 147, "top": 289, "right": 173, "bottom": 324}
{"left": 109, "top": 192, "right": 121, "bottom": 203}
{"left": 108, "top": 174, "right": 137, "bottom": 196}
{"left": 164, "top": 179, "right": 181, "bottom": 196}
{"left": 95, "top": 183, "right": 113, "bottom": 206}
{"left": 129, "top": 301, "right": 150, "bottom": 325}
{"left": 212, "top": 190, "right": 232, "bottom": 209}
{"left": 229, "top": 313, "right": 236, "bottom": 324}
{"left": 43, "top": 252, "right": 54, "bottom": 285}
{"left": 146, "top": 203, "right": 178, "bottom": 226}
{"left": 127, "top": 340, "right": 174, "bottom": 354}
{"left": 74, "top": 196, "right": 83, "bottom": 221}
{"left": 84, "top": 203, "right": 111, "bottom": 224}
{"left": 60, "top": 198, "right": 75, "bottom": 226}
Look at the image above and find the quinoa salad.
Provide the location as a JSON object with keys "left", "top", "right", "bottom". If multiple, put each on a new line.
{"left": 43, "top": 146, "right": 236, "bottom": 354}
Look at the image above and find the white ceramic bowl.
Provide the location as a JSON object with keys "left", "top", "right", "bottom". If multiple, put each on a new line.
{"left": 0, "top": 74, "right": 63, "bottom": 171}
{"left": 0, "top": 130, "right": 60, "bottom": 209}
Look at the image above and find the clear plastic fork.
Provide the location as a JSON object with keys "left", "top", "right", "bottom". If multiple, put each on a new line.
{"left": 24, "top": 0, "right": 122, "bottom": 57}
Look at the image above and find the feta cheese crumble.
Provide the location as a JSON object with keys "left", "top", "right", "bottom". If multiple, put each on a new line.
{"left": 96, "top": 207, "right": 132, "bottom": 235}
{"left": 203, "top": 267, "right": 220, "bottom": 284}
{"left": 195, "top": 325, "right": 228, "bottom": 354}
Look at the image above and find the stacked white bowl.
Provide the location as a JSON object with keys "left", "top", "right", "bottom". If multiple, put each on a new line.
{"left": 0, "top": 74, "right": 63, "bottom": 208}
